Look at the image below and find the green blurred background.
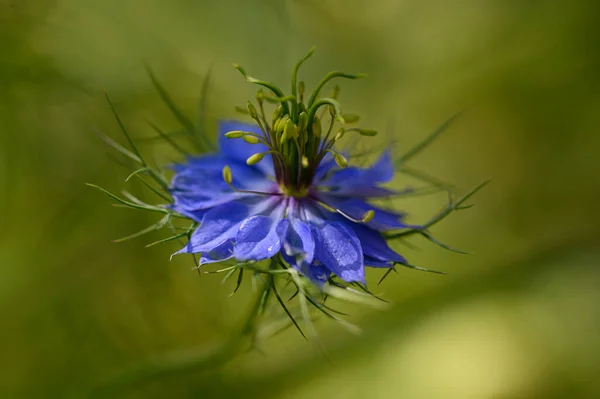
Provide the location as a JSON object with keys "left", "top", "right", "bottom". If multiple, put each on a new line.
{"left": 2, "top": 0, "right": 600, "bottom": 398}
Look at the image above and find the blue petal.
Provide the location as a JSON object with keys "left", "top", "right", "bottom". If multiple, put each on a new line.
{"left": 280, "top": 252, "right": 329, "bottom": 287}
{"left": 171, "top": 154, "right": 272, "bottom": 191}
{"left": 199, "top": 240, "right": 234, "bottom": 265}
{"left": 281, "top": 252, "right": 331, "bottom": 287}
{"left": 303, "top": 261, "right": 331, "bottom": 286}
{"left": 313, "top": 152, "right": 339, "bottom": 181}
{"left": 325, "top": 185, "right": 396, "bottom": 198}
{"left": 218, "top": 120, "right": 274, "bottom": 176}
{"left": 169, "top": 153, "right": 278, "bottom": 220}
{"left": 175, "top": 202, "right": 249, "bottom": 255}
{"left": 170, "top": 156, "right": 229, "bottom": 197}
{"left": 234, "top": 215, "right": 282, "bottom": 261}
{"left": 312, "top": 222, "right": 365, "bottom": 284}
{"left": 365, "top": 149, "right": 394, "bottom": 182}
{"left": 364, "top": 256, "right": 394, "bottom": 268}
{"left": 171, "top": 191, "right": 241, "bottom": 221}
{"left": 350, "top": 224, "right": 407, "bottom": 264}
{"left": 318, "top": 150, "right": 395, "bottom": 197}
{"left": 171, "top": 154, "right": 228, "bottom": 173}
{"left": 276, "top": 218, "right": 315, "bottom": 266}
{"left": 330, "top": 150, "right": 393, "bottom": 183}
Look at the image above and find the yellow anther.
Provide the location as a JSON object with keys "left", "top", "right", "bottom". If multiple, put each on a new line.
{"left": 224, "top": 131, "right": 245, "bottom": 139}
{"left": 222, "top": 165, "right": 232, "bottom": 184}
{"left": 246, "top": 152, "right": 265, "bottom": 165}
{"left": 361, "top": 210, "right": 375, "bottom": 223}
{"left": 242, "top": 135, "right": 260, "bottom": 144}
{"left": 333, "top": 152, "right": 348, "bottom": 168}
{"left": 301, "top": 155, "right": 309, "bottom": 168}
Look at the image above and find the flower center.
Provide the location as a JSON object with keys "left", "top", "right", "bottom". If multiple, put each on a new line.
{"left": 280, "top": 184, "right": 309, "bottom": 198}
{"left": 223, "top": 47, "right": 379, "bottom": 194}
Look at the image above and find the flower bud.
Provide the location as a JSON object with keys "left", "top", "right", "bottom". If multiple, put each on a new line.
{"left": 246, "top": 152, "right": 265, "bottom": 165}
{"left": 222, "top": 165, "right": 232, "bottom": 184}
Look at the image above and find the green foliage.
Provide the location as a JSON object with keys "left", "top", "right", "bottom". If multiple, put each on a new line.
{"left": 2, "top": 1, "right": 600, "bottom": 398}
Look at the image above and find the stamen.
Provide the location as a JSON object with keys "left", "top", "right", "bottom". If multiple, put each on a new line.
{"left": 334, "top": 208, "right": 364, "bottom": 223}
{"left": 361, "top": 210, "right": 375, "bottom": 223}
{"left": 221, "top": 165, "right": 282, "bottom": 197}
{"left": 345, "top": 127, "right": 378, "bottom": 136}
{"left": 246, "top": 101, "right": 258, "bottom": 119}
{"left": 233, "top": 51, "right": 378, "bottom": 194}
{"left": 246, "top": 150, "right": 285, "bottom": 166}
{"left": 334, "top": 128, "right": 345, "bottom": 142}
{"left": 342, "top": 113, "right": 360, "bottom": 124}
{"left": 224, "top": 131, "right": 245, "bottom": 139}
{"left": 242, "top": 135, "right": 261, "bottom": 144}
{"left": 272, "top": 105, "right": 284, "bottom": 126}
{"left": 325, "top": 149, "right": 348, "bottom": 168}
{"left": 298, "top": 112, "right": 308, "bottom": 133}
{"left": 225, "top": 130, "right": 272, "bottom": 149}
{"left": 234, "top": 105, "right": 250, "bottom": 115}
{"left": 281, "top": 119, "right": 298, "bottom": 143}
{"left": 298, "top": 81, "right": 305, "bottom": 103}
{"left": 222, "top": 165, "right": 233, "bottom": 184}
{"left": 246, "top": 152, "right": 266, "bottom": 165}
{"left": 312, "top": 197, "right": 375, "bottom": 224}
{"left": 301, "top": 155, "right": 309, "bottom": 168}
{"left": 312, "top": 116, "right": 322, "bottom": 138}
{"left": 274, "top": 115, "right": 289, "bottom": 134}
{"left": 316, "top": 115, "right": 334, "bottom": 155}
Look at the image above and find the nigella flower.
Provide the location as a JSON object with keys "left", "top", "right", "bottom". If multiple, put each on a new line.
{"left": 90, "top": 48, "right": 486, "bottom": 384}
{"left": 94, "top": 47, "right": 485, "bottom": 298}
{"left": 170, "top": 118, "right": 409, "bottom": 285}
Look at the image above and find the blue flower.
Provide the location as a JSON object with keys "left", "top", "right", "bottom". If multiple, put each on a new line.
{"left": 93, "top": 48, "right": 483, "bottom": 344}
{"left": 171, "top": 120, "right": 410, "bottom": 286}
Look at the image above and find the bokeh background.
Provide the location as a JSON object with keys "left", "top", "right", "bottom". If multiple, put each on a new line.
{"left": 2, "top": 0, "right": 600, "bottom": 398}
